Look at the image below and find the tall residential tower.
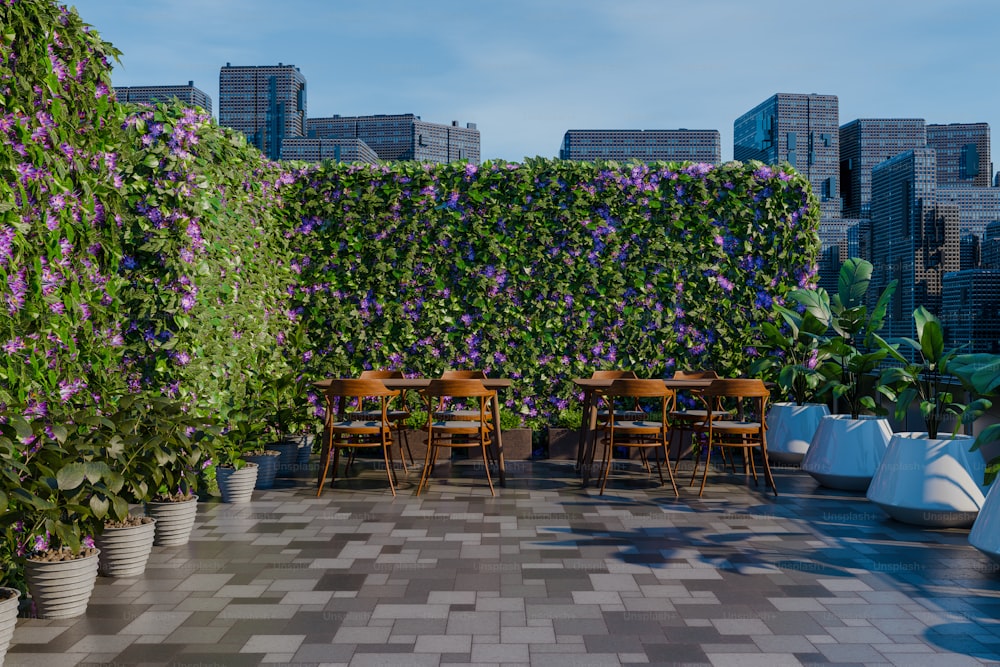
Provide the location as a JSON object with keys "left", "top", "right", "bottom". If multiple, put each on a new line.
{"left": 219, "top": 63, "right": 307, "bottom": 160}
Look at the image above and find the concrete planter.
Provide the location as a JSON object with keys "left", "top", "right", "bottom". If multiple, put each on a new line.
{"left": 766, "top": 402, "right": 830, "bottom": 464}
{"left": 24, "top": 549, "right": 99, "bottom": 619}
{"left": 0, "top": 587, "right": 20, "bottom": 666}
{"left": 146, "top": 494, "right": 199, "bottom": 546}
{"left": 867, "top": 432, "right": 987, "bottom": 527}
{"left": 216, "top": 463, "right": 258, "bottom": 503}
{"left": 970, "top": 481, "right": 1000, "bottom": 562}
{"left": 801, "top": 415, "right": 892, "bottom": 491}
{"left": 500, "top": 428, "right": 533, "bottom": 460}
{"left": 95, "top": 517, "right": 156, "bottom": 578}
{"left": 547, "top": 428, "right": 582, "bottom": 461}
{"left": 243, "top": 450, "right": 280, "bottom": 489}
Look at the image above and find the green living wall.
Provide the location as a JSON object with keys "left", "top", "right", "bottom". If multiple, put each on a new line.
{"left": 286, "top": 159, "right": 821, "bottom": 422}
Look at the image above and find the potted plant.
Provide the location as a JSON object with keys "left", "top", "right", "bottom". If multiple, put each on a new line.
{"left": 0, "top": 584, "right": 19, "bottom": 667}
{"left": 751, "top": 300, "right": 831, "bottom": 463}
{"left": 259, "top": 367, "right": 315, "bottom": 478}
{"left": 799, "top": 258, "right": 897, "bottom": 490}
{"left": 865, "top": 307, "right": 989, "bottom": 526}
{"left": 547, "top": 406, "right": 583, "bottom": 461}
{"left": 213, "top": 433, "right": 259, "bottom": 504}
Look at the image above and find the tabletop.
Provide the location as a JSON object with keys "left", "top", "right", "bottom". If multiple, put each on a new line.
{"left": 571, "top": 377, "right": 715, "bottom": 390}
{"left": 313, "top": 378, "right": 513, "bottom": 390}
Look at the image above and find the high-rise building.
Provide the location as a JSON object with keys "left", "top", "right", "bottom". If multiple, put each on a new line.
{"left": 941, "top": 269, "right": 1000, "bottom": 352}
{"left": 869, "top": 149, "right": 960, "bottom": 339}
{"left": 934, "top": 188, "right": 1000, "bottom": 238}
{"left": 558, "top": 129, "right": 721, "bottom": 164}
{"left": 219, "top": 63, "right": 306, "bottom": 160}
{"left": 982, "top": 220, "right": 1000, "bottom": 269}
{"left": 114, "top": 81, "right": 212, "bottom": 115}
{"left": 839, "top": 119, "right": 926, "bottom": 219}
{"left": 927, "top": 123, "right": 992, "bottom": 187}
{"left": 734, "top": 93, "right": 841, "bottom": 223}
{"left": 279, "top": 137, "right": 378, "bottom": 164}
{"left": 306, "top": 114, "right": 480, "bottom": 163}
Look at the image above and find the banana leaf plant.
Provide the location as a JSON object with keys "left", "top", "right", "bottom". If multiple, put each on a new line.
{"left": 875, "top": 306, "right": 985, "bottom": 440}
{"left": 794, "top": 257, "right": 898, "bottom": 419}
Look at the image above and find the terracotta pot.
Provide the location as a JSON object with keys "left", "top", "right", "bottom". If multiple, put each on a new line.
{"left": 145, "top": 494, "right": 199, "bottom": 546}
{"left": 867, "top": 432, "right": 987, "bottom": 527}
{"left": 24, "top": 549, "right": 100, "bottom": 619}
{"left": 801, "top": 415, "right": 892, "bottom": 491}
{"left": 0, "top": 587, "right": 21, "bottom": 665}
{"left": 766, "top": 402, "right": 830, "bottom": 464}
{"left": 216, "top": 463, "right": 258, "bottom": 503}
{"left": 95, "top": 517, "right": 157, "bottom": 577}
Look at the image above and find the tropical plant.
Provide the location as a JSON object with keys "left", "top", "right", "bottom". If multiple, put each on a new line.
{"left": 796, "top": 258, "right": 897, "bottom": 419}
{"left": 949, "top": 354, "right": 1000, "bottom": 484}
{"left": 876, "top": 306, "right": 986, "bottom": 439}
{"left": 751, "top": 303, "right": 829, "bottom": 405}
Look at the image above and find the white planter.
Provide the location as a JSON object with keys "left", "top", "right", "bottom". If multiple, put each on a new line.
{"left": 95, "top": 517, "right": 157, "bottom": 578}
{"left": 867, "top": 432, "right": 988, "bottom": 528}
{"left": 24, "top": 549, "right": 100, "bottom": 619}
{"left": 970, "top": 481, "right": 1000, "bottom": 562}
{"left": 801, "top": 415, "right": 892, "bottom": 491}
{"left": 216, "top": 463, "right": 258, "bottom": 503}
{"left": 146, "top": 494, "right": 199, "bottom": 546}
{"left": 0, "top": 587, "right": 20, "bottom": 666}
{"left": 766, "top": 402, "right": 830, "bottom": 464}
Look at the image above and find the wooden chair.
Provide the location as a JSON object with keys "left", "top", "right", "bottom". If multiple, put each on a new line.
{"left": 433, "top": 369, "right": 491, "bottom": 421}
{"left": 668, "top": 370, "right": 732, "bottom": 473}
{"left": 344, "top": 369, "right": 415, "bottom": 470}
{"left": 690, "top": 378, "right": 777, "bottom": 497}
{"left": 416, "top": 378, "right": 497, "bottom": 496}
{"left": 317, "top": 378, "right": 401, "bottom": 497}
{"left": 597, "top": 379, "right": 679, "bottom": 497}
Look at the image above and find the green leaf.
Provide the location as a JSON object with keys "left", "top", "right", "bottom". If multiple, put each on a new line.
{"left": 56, "top": 462, "right": 87, "bottom": 490}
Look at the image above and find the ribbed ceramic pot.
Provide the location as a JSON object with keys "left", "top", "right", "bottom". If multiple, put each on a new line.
{"left": 766, "top": 402, "right": 830, "bottom": 464}
{"left": 216, "top": 463, "right": 258, "bottom": 503}
{"left": 867, "top": 432, "right": 987, "bottom": 527}
{"left": 243, "top": 451, "right": 279, "bottom": 489}
{"left": 95, "top": 517, "right": 157, "bottom": 577}
{"left": 0, "top": 587, "right": 21, "bottom": 665}
{"left": 801, "top": 415, "right": 892, "bottom": 491}
{"left": 270, "top": 440, "right": 300, "bottom": 477}
{"left": 145, "top": 494, "right": 199, "bottom": 546}
{"left": 24, "top": 549, "right": 99, "bottom": 619}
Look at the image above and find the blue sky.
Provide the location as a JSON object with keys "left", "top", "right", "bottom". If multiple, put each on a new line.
{"left": 69, "top": 0, "right": 1000, "bottom": 166}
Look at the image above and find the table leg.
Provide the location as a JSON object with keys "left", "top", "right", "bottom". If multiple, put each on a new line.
{"left": 579, "top": 389, "right": 600, "bottom": 487}
{"left": 490, "top": 392, "right": 506, "bottom": 486}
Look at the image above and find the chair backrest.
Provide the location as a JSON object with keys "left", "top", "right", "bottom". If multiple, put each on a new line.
{"left": 672, "top": 369, "right": 719, "bottom": 380}
{"left": 359, "top": 369, "right": 404, "bottom": 380}
{"left": 703, "top": 378, "right": 769, "bottom": 399}
{"left": 325, "top": 378, "right": 399, "bottom": 399}
{"left": 606, "top": 378, "right": 672, "bottom": 398}
{"left": 422, "top": 378, "right": 493, "bottom": 398}
{"left": 591, "top": 370, "right": 638, "bottom": 380}
{"left": 440, "top": 369, "right": 487, "bottom": 380}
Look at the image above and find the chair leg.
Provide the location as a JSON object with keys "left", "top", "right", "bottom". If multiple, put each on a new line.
{"left": 480, "top": 438, "right": 496, "bottom": 496}
{"left": 599, "top": 437, "right": 614, "bottom": 495}
{"left": 382, "top": 438, "right": 397, "bottom": 497}
{"left": 329, "top": 445, "right": 342, "bottom": 490}
{"left": 400, "top": 426, "right": 415, "bottom": 470}
{"left": 760, "top": 440, "right": 779, "bottom": 496}
{"left": 698, "top": 440, "right": 713, "bottom": 497}
{"left": 416, "top": 440, "right": 436, "bottom": 496}
{"left": 659, "top": 437, "right": 679, "bottom": 497}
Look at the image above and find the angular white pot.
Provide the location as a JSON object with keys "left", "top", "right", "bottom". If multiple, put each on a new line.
{"left": 766, "top": 402, "right": 830, "bottom": 464}
{"left": 216, "top": 463, "right": 258, "bottom": 503}
{"left": 95, "top": 517, "right": 157, "bottom": 578}
{"left": 146, "top": 494, "right": 199, "bottom": 546}
{"left": 970, "top": 481, "right": 1000, "bottom": 562}
{"left": 0, "top": 587, "right": 20, "bottom": 665}
{"left": 867, "top": 432, "right": 987, "bottom": 528}
{"left": 24, "top": 549, "right": 100, "bottom": 619}
{"left": 801, "top": 415, "right": 892, "bottom": 491}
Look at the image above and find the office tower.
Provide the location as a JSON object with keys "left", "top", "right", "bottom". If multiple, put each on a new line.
{"left": 114, "top": 81, "right": 212, "bottom": 115}
{"left": 558, "top": 129, "right": 721, "bottom": 164}
{"left": 839, "top": 119, "right": 926, "bottom": 219}
{"left": 306, "top": 114, "right": 480, "bottom": 163}
{"left": 960, "top": 232, "right": 981, "bottom": 270}
{"left": 941, "top": 269, "right": 1000, "bottom": 352}
{"left": 934, "top": 188, "right": 1000, "bottom": 239}
{"left": 869, "top": 149, "right": 960, "bottom": 339}
{"left": 927, "top": 123, "right": 992, "bottom": 187}
{"left": 279, "top": 137, "right": 378, "bottom": 163}
{"left": 982, "top": 220, "right": 1000, "bottom": 269}
{"left": 219, "top": 63, "right": 306, "bottom": 160}
{"left": 734, "top": 93, "right": 841, "bottom": 222}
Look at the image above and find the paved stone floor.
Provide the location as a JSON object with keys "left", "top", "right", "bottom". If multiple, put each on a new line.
{"left": 6, "top": 458, "right": 1000, "bottom": 667}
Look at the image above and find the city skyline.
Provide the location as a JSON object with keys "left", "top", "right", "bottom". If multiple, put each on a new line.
{"left": 69, "top": 0, "right": 1000, "bottom": 166}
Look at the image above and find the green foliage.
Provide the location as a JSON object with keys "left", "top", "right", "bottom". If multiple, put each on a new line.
{"left": 949, "top": 354, "right": 1000, "bottom": 484}
{"left": 876, "top": 307, "right": 975, "bottom": 440}
{"left": 499, "top": 408, "right": 523, "bottom": 431}
{"left": 554, "top": 407, "right": 583, "bottom": 429}
{"left": 751, "top": 305, "right": 829, "bottom": 405}
{"left": 796, "top": 258, "right": 897, "bottom": 419}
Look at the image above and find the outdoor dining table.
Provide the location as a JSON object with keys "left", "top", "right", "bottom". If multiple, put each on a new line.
{"left": 570, "top": 377, "right": 716, "bottom": 487}
{"left": 312, "top": 377, "right": 513, "bottom": 486}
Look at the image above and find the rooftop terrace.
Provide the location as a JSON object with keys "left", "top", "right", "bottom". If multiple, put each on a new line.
{"left": 6, "top": 461, "right": 1000, "bottom": 667}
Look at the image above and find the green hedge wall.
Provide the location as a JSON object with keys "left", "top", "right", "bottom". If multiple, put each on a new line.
{"left": 286, "top": 159, "right": 821, "bottom": 422}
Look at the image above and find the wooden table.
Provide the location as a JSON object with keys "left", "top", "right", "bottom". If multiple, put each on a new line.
{"left": 313, "top": 378, "right": 513, "bottom": 485}
{"left": 571, "top": 377, "right": 715, "bottom": 486}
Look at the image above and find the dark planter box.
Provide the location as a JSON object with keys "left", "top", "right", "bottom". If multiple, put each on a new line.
{"left": 547, "top": 427, "right": 582, "bottom": 461}
{"left": 499, "top": 428, "right": 533, "bottom": 460}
